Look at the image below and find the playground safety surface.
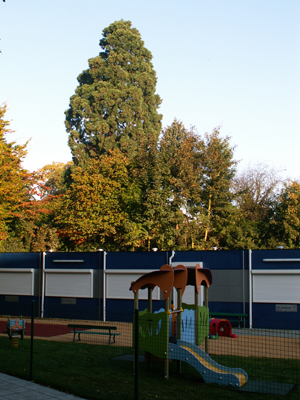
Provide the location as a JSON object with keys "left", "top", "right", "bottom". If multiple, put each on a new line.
{"left": 0, "top": 317, "right": 298, "bottom": 360}
{"left": 0, "top": 316, "right": 133, "bottom": 346}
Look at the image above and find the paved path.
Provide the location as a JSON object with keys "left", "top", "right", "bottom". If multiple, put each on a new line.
{"left": 0, "top": 372, "right": 87, "bottom": 400}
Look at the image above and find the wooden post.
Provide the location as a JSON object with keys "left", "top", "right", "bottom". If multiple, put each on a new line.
{"left": 134, "top": 292, "right": 139, "bottom": 311}
{"left": 148, "top": 288, "right": 152, "bottom": 313}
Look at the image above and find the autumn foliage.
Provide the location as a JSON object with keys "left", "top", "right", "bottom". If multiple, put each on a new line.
{"left": 0, "top": 104, "right": 55, "bottom": 251}
{"left": 1, "top": 20, "right": 300, "bottom": 252}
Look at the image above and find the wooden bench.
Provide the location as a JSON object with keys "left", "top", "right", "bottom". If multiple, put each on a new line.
{"left": 209, "top": 312, "right": 248, "bottom": 328}
{"left": 67, "top": 324, "right": 120, "bottom": 344}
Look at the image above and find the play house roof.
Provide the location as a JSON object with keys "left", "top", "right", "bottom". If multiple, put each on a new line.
{"left": 187, "top": 264, "right": 212, "bottom": 293}
{"left": 129, "top": 263, "right": 212, "bottom": 300}
{"left": 173, "top": 264, "right": 188, "bottom": 295}
{"left": 129, "top": 264, "right": 174, "bottom": 300}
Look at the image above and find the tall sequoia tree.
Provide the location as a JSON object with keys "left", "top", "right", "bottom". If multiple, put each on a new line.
{"left": 63, "top": 20, "right": 163, "bottom": 251}
{"left": 65, "top": 20, "right": 162, "bottom": 164}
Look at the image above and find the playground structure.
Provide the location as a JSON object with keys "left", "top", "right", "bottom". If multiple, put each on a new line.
{"left": 2, "top": 316, "right": 26, "bottom": 348}
{"left": 129, "top": 264, "right": 248, "bottom": 387}
{"left": 4, "top": 316, "right": 26, "bottom": 340}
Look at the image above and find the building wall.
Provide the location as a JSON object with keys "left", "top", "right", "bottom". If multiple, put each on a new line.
{"left": 0, "top": 249, "right": 299, "bottom": 329}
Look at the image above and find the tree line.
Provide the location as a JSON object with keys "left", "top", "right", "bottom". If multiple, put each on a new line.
{"left": 1, "top": 20, "right": 299, "bottom": 253}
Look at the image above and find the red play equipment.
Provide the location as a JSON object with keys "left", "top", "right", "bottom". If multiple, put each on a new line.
{"left": 210, "top": 318, "right": 237, "bottom": 339}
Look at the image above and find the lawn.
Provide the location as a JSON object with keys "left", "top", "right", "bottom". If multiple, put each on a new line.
{"left": 0, "top": 337, "right": 299, "bottom": 400}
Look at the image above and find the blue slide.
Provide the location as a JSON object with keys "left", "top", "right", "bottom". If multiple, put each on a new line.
{"left": 169, "top": 340, "right": 248, "bottom": 387}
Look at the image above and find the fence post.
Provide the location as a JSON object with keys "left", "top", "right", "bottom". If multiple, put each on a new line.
{"left": 30, "top": 300, "right": 34, "bottom": 380}
{"left": 134, "top": 309, "right": 139, "bottom": 400}
{"left": 205, "top": 287, "right": 209, "bottom": 355}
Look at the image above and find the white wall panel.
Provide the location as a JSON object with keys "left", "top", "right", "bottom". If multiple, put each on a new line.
{"left": 0, "top": 269, "right": 34, "bottom": 295}
{"left": 45, "top": 270, "right": 93, "bottom": 298}
{"left": 253, "top": 273, "right": 300, "bottom": 303}
{"left": 106, "top": 273, "right": 160, "bottom": 300}
{"left": 172, "top": 262, "right": 203, "bottom": 268}
{"left": 172, "top": 262, "right": 204, "bottom": 306}
{"left": 182, "top": 285, "right": 204, "bottom": 305}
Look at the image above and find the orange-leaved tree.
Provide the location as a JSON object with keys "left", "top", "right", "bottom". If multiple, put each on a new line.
{"left": 0, "top": 104, "right": 52, "bottom": 251}
{"left": 0, "top": 104, "right": 31, "bottom": 250}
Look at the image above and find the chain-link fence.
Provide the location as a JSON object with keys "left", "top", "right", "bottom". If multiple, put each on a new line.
{"left": 0, "top": 306, "right": 299, "bottom": 400}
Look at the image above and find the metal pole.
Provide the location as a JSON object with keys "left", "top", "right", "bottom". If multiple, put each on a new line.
{"left": 134, "top": 309, "right": 139, "bottom": 400}
{"left": 168, "top": 250, "right": 175, "bottom": 266}
{"left": 194, "top": 290, "right": 198, "bottom": 346}
{"left": 242, "top": 250, "right": 245, "bottom": 315}
{"left": 30, "top": 300, "right": 34, "bottom": 380}
{"left": 164, "top": 298, "right": 169, "bottom": 379}
{"left": 177, "top": 288, "right": 182, "bottom": 340}
{"left": 41, "top": 252, "right": 45, "bottom": 318}
{"left": 102, "top": 251, "right": 107, "bottom": 322}
{"left": 177, "top": 288, "right": 182, "bottom": 373}
{"left": 249, "top": 249, "right": 253, "bottom": 329}
{"left": 205, "top": 287, "right": 209, "bottom": 354}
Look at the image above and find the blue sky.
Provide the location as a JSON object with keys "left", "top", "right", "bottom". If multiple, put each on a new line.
{"left": 1, "top": 0, "right": 299, "bottom": 180}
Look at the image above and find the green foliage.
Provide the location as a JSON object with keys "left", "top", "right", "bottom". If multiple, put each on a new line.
{"left": 0, "top": 104, "right": 28, "bottom": 248}
{"left": 197, "top": 129, "right": 237, "bottom": 248}
{"left": 159, "top": 120, "right": 200, "bottom": 212}
{"left": 231, "top": 164, "right": 282, "bottom": 249}
{"left": 233, "top": 164, "right": 280, "bottom": 223}
{"left": 3, "top": 17, "right": 298, "bottom": 252}
{"left": 63, "top": 19, "right": 166, "bottom": 251}
{"left": 158, "top": 120, "right": 201, "bottom": 249}
{"left": 65, "top": 20, "right": 162, "bottom": 164}
{"left": 133, "top": 130, "right": 172, "bottom": 251}
{"left": 63, "top": 19, "right": 165, "bottom": 251}
{"left": 54, "top": 150, "right": 143, "bottom": 251}
{"left": 159, "top": 122, "right": 238, "bottom": 250}
{"left": 270, "top": 181, "right": 300, "bottom": 248}
{"left": 36, "top": 161, "right": 73, "bottom": 198}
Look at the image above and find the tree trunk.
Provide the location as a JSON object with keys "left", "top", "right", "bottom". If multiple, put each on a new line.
{"left": 204, "top": 196, "right": 212, "bottom": 242}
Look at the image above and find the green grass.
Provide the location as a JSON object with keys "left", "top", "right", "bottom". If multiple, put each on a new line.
{"left": 0, "top": 337, "right": 299, "bottom": 400}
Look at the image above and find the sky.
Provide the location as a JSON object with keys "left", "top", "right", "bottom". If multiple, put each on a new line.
{"left": 1, "top": 0, "right": 299, "bottom": 180}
